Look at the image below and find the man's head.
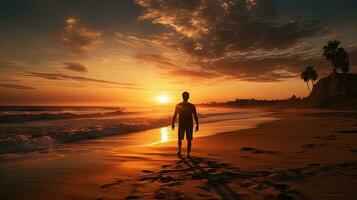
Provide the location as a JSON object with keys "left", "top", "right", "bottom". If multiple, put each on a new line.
{"left": 182, "top": 91, "right": 190, "bottom": 101}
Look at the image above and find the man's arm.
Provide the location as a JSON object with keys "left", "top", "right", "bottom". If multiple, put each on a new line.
{"left": 171, "top": 105, "right": 178, "bottom": 131}
{"left": 193, "top": 105, "right": 199, "bottom": 131}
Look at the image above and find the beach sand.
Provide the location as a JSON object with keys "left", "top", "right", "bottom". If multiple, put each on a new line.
{"left": 98, "top": 108, "right": 357, "bottom": 200}
{"left": 1, "top": 108, "right": 357, "bottom": 200}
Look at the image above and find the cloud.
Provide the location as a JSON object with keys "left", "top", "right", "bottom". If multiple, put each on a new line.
{"left": 116, "top": 32, "right": 162, "bottom": 48}
{"left": 135, "top": 53, "right": 177, "bottom": 68}
{"left": 60, "top": 17, "right": 101, "bottom": 54}
{"left": 25, "top": 72, "right": 140, "bottom": 89}
{"left": 64, "top": 61, "right": 88, "bottom": 72}
{"left": 0, "top": 84, "right": 36, "bottom": 90}
{"left": 133, "top": 0, "right": 329, "bottom": 82}
{"left": 134, "top": 53, "right": 221, "bottom": 80}
{"left": 166, "top": 69, "right": 220, "bottom": 79}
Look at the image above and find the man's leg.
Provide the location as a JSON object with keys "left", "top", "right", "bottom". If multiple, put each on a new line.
{"left": 178, "top": 139, "right": 182, "bottom": 156}
{"left": 186, "top": 126, "right": 193, "bottom": 158}
{"left": 187, "top": 140, "right": 192, "bottom": 158}
{"left": 177, "top": 126, "right": 183, "bottom": 156}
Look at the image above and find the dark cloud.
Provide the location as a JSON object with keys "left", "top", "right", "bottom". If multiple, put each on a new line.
{"left": 25, "top": 72, "right": 139, "bottom": 89}
{"left": 134, "top": 52, "right": 222, "bottom": 80}
{"left": 0, "top": 84, "right": 36, "bottom": 90}
{"left": 166, "top": 69, "right": 220, "bottom": 79}
{"left": 60, "top": 18, "right": 101, "bottom": 54}
{"left": 136, "top": 0, "right": 325, "bottom": 54}
{"left": 134, "top": 0, "right": 330, "bottom": 81}
{"left": 135, "top": 53, "right": 177, "bottom": 68}
{"left": 200, "top": 56, "right": 304, "bottom": 82}
{"left": 64, "top": 61, "right": 88, "bottom": 72}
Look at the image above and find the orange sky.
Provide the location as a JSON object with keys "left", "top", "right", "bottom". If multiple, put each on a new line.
{"left": 0, "top": 0, "right": 356, "bottom": 106}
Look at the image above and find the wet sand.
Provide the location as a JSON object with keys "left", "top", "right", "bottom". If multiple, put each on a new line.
{"left": 103, "top": 108, "right": 357, "bottom": 200}
{"left": 1, "top": 108, "right": 357, "bottom": 199}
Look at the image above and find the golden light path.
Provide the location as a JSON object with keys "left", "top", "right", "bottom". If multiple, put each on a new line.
{"left": 160, "top": 127, "right": 169, "bottom": 142}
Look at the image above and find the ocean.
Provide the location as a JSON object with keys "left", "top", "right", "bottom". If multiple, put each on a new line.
{"left": 0, "top": 106, "right": 273, "bottom": 154}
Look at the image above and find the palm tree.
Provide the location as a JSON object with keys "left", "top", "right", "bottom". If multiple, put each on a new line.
{"left": 301, "top": 66, "right": 318, "bottom": 94}
{"left": 309, "top": 66, "right": 318, "bottom": 86}
{"left": 336, "top": 47, "right": 349, "bottom": 74}
{"left": 301, "top": 68, "right": 311, "bottom": 93}
{"left": 323, "top": 40, "right": 340, "bottom": 73}
{"left": 323, "top": 40, "right": 351, "bottom": 95}
{"left": 336, "top": 47, "right": 350, "bottom": 94}
{"left": 323, "top": 40, "right": 350, "bottom": 74}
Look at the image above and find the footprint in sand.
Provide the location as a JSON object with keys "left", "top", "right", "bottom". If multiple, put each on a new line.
{"left": 301, "top": 143, "right": 326, "bottom": 149}
{"left": 142, "top": 169, "right": 154, "bottom": 173}
{"left": 268, "top": 172, "right": 299, "bottom": 182}
{"left": 154, "top": 187, "right": 186, "bottom": 199}
{"left": 241, "top": 147, "right": 277, "bottom": 154}
{"left": 124, "top": 195, "right": 140, "bottom": 200}
{"left": 307, "top": 163, "right": 321, "bottom": 167}
{"left": 326, "top": 134, "right": 338, "bottom": 140}
{"left": 339, "top": 130, "right": 357, "bottom": 134}
{"left": 100, "top": 179, "right": 123, "bottom": 189}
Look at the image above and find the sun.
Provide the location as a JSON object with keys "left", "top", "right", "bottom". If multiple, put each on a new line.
{"left": 156, "top": 94, "right": 170, "bottom": 104}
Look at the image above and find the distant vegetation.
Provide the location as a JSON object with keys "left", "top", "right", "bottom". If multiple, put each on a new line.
{"left": 206, "top": 40, "right": 355, "bottom": 108}
{"left": 203, "top": 95, "right": 302, "bottom": 107}
{"left": 300, "top": 40, "right": 351, "bottom": 94}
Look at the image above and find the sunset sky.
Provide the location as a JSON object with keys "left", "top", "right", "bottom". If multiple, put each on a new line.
{"left": 1, "top": 0, "right": 356, "bottom": 106}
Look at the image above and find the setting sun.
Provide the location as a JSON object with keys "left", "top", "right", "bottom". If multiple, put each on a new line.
{"left": 156, "top": 95, "right": 170, "bottom": 104}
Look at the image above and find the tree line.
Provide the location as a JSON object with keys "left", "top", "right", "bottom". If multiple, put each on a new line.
{"left": 301, "top": 40, "right": 350, "bottom": 93}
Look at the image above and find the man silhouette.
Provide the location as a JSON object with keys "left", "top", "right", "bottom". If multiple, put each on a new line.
{"left": 172, "top": 91, "right": 199, "bottom": 158}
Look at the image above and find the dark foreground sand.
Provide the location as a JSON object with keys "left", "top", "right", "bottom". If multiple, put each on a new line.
{"left": 99, "top": 108, "right": 357, "bottom": 200}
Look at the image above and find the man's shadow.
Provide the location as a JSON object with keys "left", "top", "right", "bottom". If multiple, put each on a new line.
{"left": 180, "top": 156, "right": 242, "bottom": 200}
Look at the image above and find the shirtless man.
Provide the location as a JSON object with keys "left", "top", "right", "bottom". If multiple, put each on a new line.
{"left": 171, "top": 92, "right": 199, "bottom": 158}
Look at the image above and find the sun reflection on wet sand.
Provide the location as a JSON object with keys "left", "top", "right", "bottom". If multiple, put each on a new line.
{"left": 160, "top": 127, "right": 169, "bottom": 142}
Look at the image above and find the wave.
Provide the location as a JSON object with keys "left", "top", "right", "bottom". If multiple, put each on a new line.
{"left": 0, "top": 110, "right": 125, "bottom": 123}
{"left": 0, "top": 118, "right": 168, "bottom": 154}
{"left": 0, "top": 106, "right": 121, "bottom": 112}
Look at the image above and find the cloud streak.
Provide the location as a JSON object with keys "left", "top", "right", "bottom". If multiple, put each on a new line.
{"left": 0, "top": 84, "right": 36, "bottom": 90}
{"left": 166, "top": 69, "right": 220, "bottom": 79}
{"left": 135, "top": 53, "right": 177, "bottom": 68}
{"left": 25, "top": 72, "right": 140, "bottom": 89}
{"left": 64, "top": 61, "right": 88, "bottom": 72}
{"left": 134, "top": 53, "right": 219, "bottom": 80}
{"left": 60, "top": 17, "right": 101, "bottom": 54}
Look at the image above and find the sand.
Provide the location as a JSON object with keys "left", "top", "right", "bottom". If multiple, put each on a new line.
{"left": 98, "top": 108, "right": 357, "bottom": 200}
{"left": 1, "top": 108, "right": 357, "bottom": 200}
